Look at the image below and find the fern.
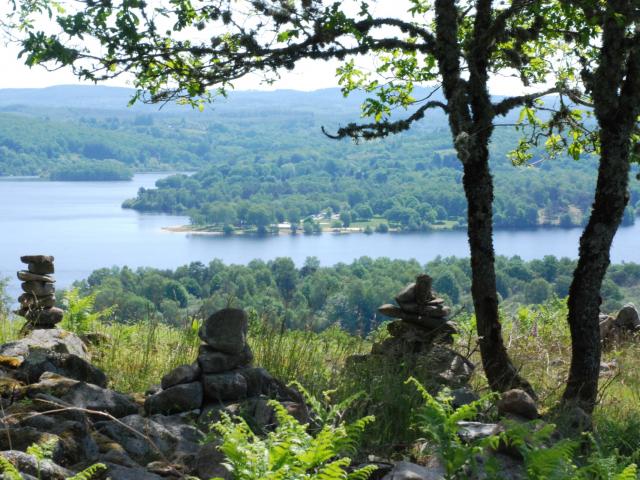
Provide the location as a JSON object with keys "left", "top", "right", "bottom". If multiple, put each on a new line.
{"left": 61, "top": 288, "right": 114, "bottom": 334}
{"left": 26, "top": 438, "right": 58, "bottom": 462}
{"left": 66, "top": 463, "right": 108, "bottom": 480}
{"left": 0, "top": 456, "right": 22, "bottom": 480}
{"left": 406, "top": 377, "right": 499, "bottom": 479}
{"left": 209, "top": 394, "right": 375, "bottom": 480}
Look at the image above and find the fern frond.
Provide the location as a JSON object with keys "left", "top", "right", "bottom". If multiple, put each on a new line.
{"left": 347, "top": 464, "right": 377, "bottom": 480}
{"left": 614, "top": 463, "right": 637, "bottom": 480}
{"left": 26, "top": 438, "right": 58, "bottom": 461}
{"left": 66, "top": 463, "right": 108, "bottom": 480}
{"left": 0, "top": 456, "right": 22, "bottom": 480}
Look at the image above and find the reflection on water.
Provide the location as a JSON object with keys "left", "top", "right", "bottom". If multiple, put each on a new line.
{"left": 1, "top": 173, "right": 639, "bottom": 300}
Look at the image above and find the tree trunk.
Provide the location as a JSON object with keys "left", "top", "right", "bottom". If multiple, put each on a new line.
{"left": 562, "top": 127, "right": 631, "bottom": 412}
{"left": 462, "top": 146, "right": 536, "bottom": 397}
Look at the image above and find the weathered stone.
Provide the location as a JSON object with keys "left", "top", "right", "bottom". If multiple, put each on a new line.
{"left": 599, "top": 314, "right": 616, "bottom": 341}
{"left": 195, "top": 442, "right": 232, "bottom": 480}
{"left": 415, "top": 274, "right": 434, "bottom": 306}
{"left": 202, "top": 372, "right": 248, "bottom": 401}
{"left": 145, "top": 381, "right": 203, "bottom": 415}
{"left": 600, "top": 361, "right": 618, "bottom": 377}
{"left": 25, "top": 307, "right": 64, "bottom": 326}
{"left": 397, "top": 298, "right": 445, "bottom": 313}
{"left": 424, "top": 345, "right": 475, "bottom": 387}
{"left": 0, "top": 450, "right": 72, "bottom": 480}
{"left": 199, "top": 308, "right": 248, "bottom": 354}
{"left": 615, "top": 303, "right": 640, "bottom": 331}
{"left": 497, "top": 389, "right": 539, "bottom": 420}
{"left": 0, "top": 429, "right": 64, "bottom": 461}
{"left": 450, "top": 387, "right": 479, "bottom": 409}
{"left": 21, "top": 255, "right": 55, "bottom": 264}
{"left": 17, "top": 349, "right": 107, "bottom": 386}
{"left": 28, "top": 261, "right": 55, "bottom": 275}
{"left": 395, "top": 283, "right": 416, "bottom": 304}
{"left": 457, "top": 421, "right": 502, "bottom": 443}
{"left": 18, "top": 293, "right": 56, "bottom": 308}
{"left": 22, "top": 281, "right": 55, "bottom": 297}
{"left": 378, "top": 304, "right": 450, "bottom": 326}
{"left": 26, "top": 373, "right": 138, "bottom": 418}
{"left": 387, "top": 320, "right": 456, "bottom": 345}
{"left": 17, "top": 270, "right": 55, "bottom": 283}
{"left": 0, "top": 329, "right": 89, "bottom": 363}
{"left": 102, "top": 463, "right": 164, "bottom": 480}
{"left": 382, "top": 460, "right": 445, "bottom": 480}
{"left": 198, "top": 345, "right": 253, "bottom": 374}
{"left": 161, "top": 363, "right": 201, "bottom": 390}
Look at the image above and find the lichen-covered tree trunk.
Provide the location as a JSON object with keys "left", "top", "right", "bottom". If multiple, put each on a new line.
{"left": 462, "top": 145, "right": 536, "bottom": 397}
{"left": 562, "top": 127, "right": 631, "bottom": 412}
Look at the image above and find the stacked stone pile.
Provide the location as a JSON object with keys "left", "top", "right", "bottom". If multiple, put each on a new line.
{"left": 349, "top": 274, "right": 473, "bottom": 389}
{"left": 146, "top": 308, "right": 300, "bottom": 419}
{"left": 15, "top": 255, "right": 63, "bottom": 330}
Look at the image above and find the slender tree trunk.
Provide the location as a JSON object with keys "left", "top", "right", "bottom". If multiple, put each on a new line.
{"left": 462, "top": 145, "right": 536, "bottom": 397}
{"left": 562, "top": 127, "right": 631, "bottom": 412}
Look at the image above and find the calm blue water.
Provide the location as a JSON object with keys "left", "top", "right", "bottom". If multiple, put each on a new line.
{"left": 1, "top": 173, "right": 639, "bottom": 301}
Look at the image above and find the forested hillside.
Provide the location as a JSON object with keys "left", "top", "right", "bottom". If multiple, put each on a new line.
{"left": 72, "top": 256, "right": 640, "bottom": 334}
{"left": 1, "top": 86, "right": 639, "bottom": 227}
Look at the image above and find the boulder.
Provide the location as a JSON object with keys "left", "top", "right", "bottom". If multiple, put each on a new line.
{"left": 102, "top": 463, "right": 164, "bottom": 480}
{"left": 26, "top": 373, "right": 138, "bottom": 418}
{"left": 497, "top": 389, "right": 539, "bottom": 420}
{"left": 202, "top": 372, "right": 248, "bottom": 401}
{"left": 198, "top": 345, "right": 253, "bottom": 374}
{"left": 0, "top": 329, "right": 89, "bottom": 363}
{"left": 382, "top": 460, "right": 445, "bottom": 480}
{"left": 15, "top": 349, "right": 107, "bottom": 386}
{"left": 198, "top": 308, "right": 248, "bottom": 354}
{"left": 457, "top": 421, "right": 502, "bottom": 443}
{"left": 161, "top": 363, "right": 200, "bottom": 390}
{"left": 615, "top": 304, "right": 640, "bottom": 331}
{"left": 145, "top": 381, "right": 203, "bottom": 415}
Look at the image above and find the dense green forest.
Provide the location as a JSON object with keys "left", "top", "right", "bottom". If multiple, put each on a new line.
{"left": 1, "top": 86, "right": 638, "bottom": 230}
{"left": 73, "top": 255, "right": 640, "bottom": 334}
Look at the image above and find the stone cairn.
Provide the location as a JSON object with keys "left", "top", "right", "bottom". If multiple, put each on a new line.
{"left": 146, "top": 308, "right": 300, "bottom": 421}
{"left": 350, "top": 274, "right": 473, "bottom": 389}
{"left": 15, "top": 255, "right": 63, "bottom": 331}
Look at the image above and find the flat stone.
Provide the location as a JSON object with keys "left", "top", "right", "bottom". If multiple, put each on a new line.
{"left": 202, "top": 372, "right": 247, "bottom": 401}
{"left": 24, "top": 307, "right": 64, "bottom": 326}
{"left": 145, "top": 381, "right": 203, "bottom": 415}
{"left": 0, "top": 329, "right": 89, "bottom": 362}
{"left": 198, "top": 308, "right": 248, "bottom": 354}
{"left": 198, "top": 344, "right": 253, "bottom": 374}
{"left": 161, "top": 363, "right": 201, "bottom": 390}
{"left": 397, "top": 298, "right": 445, "bottom": 313}
{"left": 382, "top": 460, "right": 445, "bottom": 480}
{"left": 17, "top": 270, "right": 55, "bottom": 283}
{"left": 21, "top": 255, "right": 54, "bottom": 264}
{"left": 21, "top": 281, "right": 55, "bottom": 297}
{"left": 19, "top": 293, "right": 56, "bottom": 308}
{"left": 395, "top": 283, "right": 416, "bottom": 304}
{"left": 28, "top": 261, "right": 55, "bottom": 275}
{"left": 457, "top": 421, "right": 502, "bottom": 443}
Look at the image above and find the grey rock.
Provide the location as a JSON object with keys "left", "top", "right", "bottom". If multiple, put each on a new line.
{"left": 21, "top": 281, "right": 55, "bottom": 297}
{"left": 203, "top": 372, "right": 248, "bottom": 401}
{"left": 17, "top": 271, "right": 55, "bottom": 283}
{"left": 161, "top": 363, "right": 200, "bottom": 390}
{"left": 0, "top": 429, "right": 64, "bottom": 463}
{"left": 26, "top": 373, "right": 138, "bottom": 418}
{"left": 382, "top": 460, "right": 445, "bottom": 480}
{"left": 102, "top": 463, "right": 163, "bottom": 480}
{"left": 395, "top": 283, "right": 416, "bottom": 304}
{"left": 497, "top": 389, "right": 539, "bottom": 420}
{"left": 600, "top": 314, "right": 616, "bottom": 340}
{"left": 145, "top": 381, "right": 203, "bottom": 415}
{"left": 28, "top": 261, "right": 55, "bottom": 275}
{"left": 18, "top": 293, "right": 56, "bottom": 309}
{"left": 616, "top": 303, "right": 640, "bottom": 330}
{"left": 21, "top": 255, "right": 54, "bottom": 264}
{"left": 195, "top": 442, "right": 232, "bottom": 480}
{"left": 198, "top": 344, "right": 253, "bottom": 374}
{"left": 0, "top": 450, "right": 72, "bottom": 480}
{"left": 378, "top": 305, "right": 450, "bottom": 328}
{"left": 16, "top": 349, "right": 107, "bottom": 386}
{"left": 0, "top": 329, "right": 89, "bottom": 363}
{"left": 24, "top": 307, "right": 64, "bottom": 326}
{"left": 199, "top": 308, "right": 248, "bottom": 354}
{"left": 457, "top": 421, "right": 502, "bottom": 443}
{"left": 397, "top": 298, "right": 445, "bottom": 313}
{"left": 450, "top": 387, "right": 479, "bottom": 409}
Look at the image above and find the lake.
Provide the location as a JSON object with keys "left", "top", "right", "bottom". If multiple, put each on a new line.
{"left": 2, "top": 173, "right": 640, "bottom": 301}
